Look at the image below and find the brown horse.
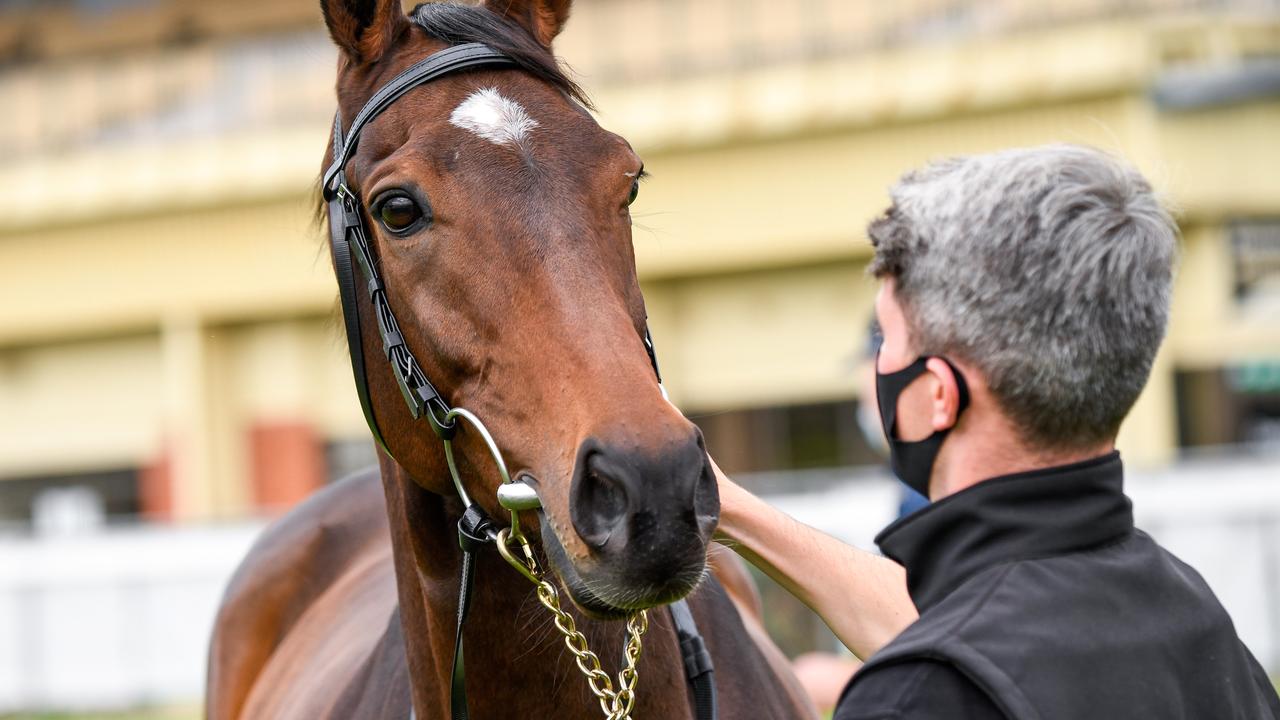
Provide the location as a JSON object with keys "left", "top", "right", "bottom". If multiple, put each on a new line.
{"left": 206, "top": 1, "right": 815, "bottom": 718}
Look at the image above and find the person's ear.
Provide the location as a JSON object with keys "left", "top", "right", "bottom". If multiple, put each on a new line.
{"left": 320, "top": 0, "right": 410, "bottom": 65}
{"left": 482, "top": 0, "right": 572, "bottom": 48}
{"left": 925, "top": 357, "right": 964, "bottom": 433}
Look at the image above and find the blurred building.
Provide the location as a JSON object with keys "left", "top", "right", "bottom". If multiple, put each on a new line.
{"left": 1, "top": 0, "right": 1278, "bottom": 529}
{"left": 2, "top": 1, "right": 1280, "bottom": 713}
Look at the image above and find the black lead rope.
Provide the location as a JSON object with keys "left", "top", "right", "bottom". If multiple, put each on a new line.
{"left": 670, "top": 600, "right": 718, "bottom": 720}
{"left": 453, "top": 506, "right": 497, "bottom": 720}
{"left": 325, "top": 41, "right": 714, "bottom": 720}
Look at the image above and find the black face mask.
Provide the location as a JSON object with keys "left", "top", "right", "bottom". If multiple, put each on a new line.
{"left": 875, "top": 352, "right": 971, "bottom": 498}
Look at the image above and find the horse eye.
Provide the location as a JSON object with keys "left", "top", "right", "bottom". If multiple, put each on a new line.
{"left": 378, "top": 195, "right": 422, "bottom": 232}
{"left": 627, "top": 180, "right": 640, "bottom": 206}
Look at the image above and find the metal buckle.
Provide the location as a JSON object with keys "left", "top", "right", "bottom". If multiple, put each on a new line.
{"left": 495, "top": 527, "right": 541, "bottom": 585}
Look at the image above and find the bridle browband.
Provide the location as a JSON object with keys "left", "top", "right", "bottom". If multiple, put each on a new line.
{"left": 323, "top": 41, "right": 713, "bottom": 720}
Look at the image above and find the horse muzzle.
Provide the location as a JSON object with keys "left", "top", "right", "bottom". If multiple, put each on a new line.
{"left": 535, "top": 433, "right": 720, "bottom": 616}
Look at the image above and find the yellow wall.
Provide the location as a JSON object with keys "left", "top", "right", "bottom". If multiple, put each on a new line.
{"left": 0, "top": 334, "right": 163, "bottom": 477}
{"left": 1, "top": 11, "right": 1278, "bottom": 515}
{"left": 646, "top": 262, "right": 873, "bottom": 412}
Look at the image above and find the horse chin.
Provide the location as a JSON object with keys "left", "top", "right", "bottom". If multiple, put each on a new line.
{"left": 537, "top": 514, "right": 707, "bottom": 621}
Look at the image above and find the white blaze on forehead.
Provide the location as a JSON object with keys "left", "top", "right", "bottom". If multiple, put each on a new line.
{"left": 448, "top": 87, "right": 539, "bottom": 148}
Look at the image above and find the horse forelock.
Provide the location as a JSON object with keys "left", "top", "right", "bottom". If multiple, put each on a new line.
{"left": 409, "top": 2, "right": 589, "bottom": 108}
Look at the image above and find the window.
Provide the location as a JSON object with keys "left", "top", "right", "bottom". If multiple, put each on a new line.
{"left": 1176, "top": 364, "right": 1280, "bottom": 449}
{"left": 692, "top": 399, "right": 883, "bottom": 490}
{"left": 0, "top": 468, "right": 139, "bottom": 535}
{"left": 1232, "top": 220, "right": 1280, "bottom": 304}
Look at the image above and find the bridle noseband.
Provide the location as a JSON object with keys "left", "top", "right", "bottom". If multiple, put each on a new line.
{"left": 323, "top": 42, "right": 714, "bottom": 720}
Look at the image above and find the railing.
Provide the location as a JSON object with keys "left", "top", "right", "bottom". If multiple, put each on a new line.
{"left": 0, "top": 29, "right": 336, "bottom": 162}
{"left": 0, "top": 0, "right": 1277, "bottom": 162}
{"left": 0, "top": 519, "right": 266, "bottom": 712}
{"left": 567, "top": 0, "right": 1280, "bottom": 83}
{"left": 0, "top": 452, "right": 1277, "bottom": 713}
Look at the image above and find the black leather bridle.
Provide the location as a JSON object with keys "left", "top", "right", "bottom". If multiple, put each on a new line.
{"left": 322, "top": 41, "right": 716, "bottom": 720}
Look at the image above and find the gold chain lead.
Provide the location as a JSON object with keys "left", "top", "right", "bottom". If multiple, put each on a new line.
{"left": 498, "top": 527, "right": 648, "bottom": 720}
{"left": 534, "top": 579, "right": 648, "bottom": 720}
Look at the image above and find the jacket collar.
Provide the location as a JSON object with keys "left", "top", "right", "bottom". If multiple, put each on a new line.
{"left": 876, "top": 451, "right": 1133, "bottom": 612}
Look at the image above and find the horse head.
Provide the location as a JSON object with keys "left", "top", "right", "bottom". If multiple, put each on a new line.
{"left": 321, "top": 0, "right": 719, "bottom": 618}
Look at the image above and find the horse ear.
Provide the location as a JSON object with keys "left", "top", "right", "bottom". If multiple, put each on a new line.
{"left": 320, "top": 0, "right": 410, "bottom": 65}
{"left": 483, "top": 0, "right": 572, "bottom": 48}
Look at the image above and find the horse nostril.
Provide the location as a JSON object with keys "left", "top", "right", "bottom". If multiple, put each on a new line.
{"left": 589, "top": 472, "right": 626, "bottom": 524}
{"left": 692, "top": 459, "right": 720, "bottom": 538}
{"left": 568, "top": 434, "right": 714, "bottom": 560}
{"left": 570, "top": 462, "right": 629, "bottom": 550}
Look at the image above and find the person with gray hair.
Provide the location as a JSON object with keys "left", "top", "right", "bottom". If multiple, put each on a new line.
{"left": 711, "top": 145, "right": 1280, "bottom": 718}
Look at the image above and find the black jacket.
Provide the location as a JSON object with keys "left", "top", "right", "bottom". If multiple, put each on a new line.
{"left": 834, "top": 452, "right": 1280, "bottom": 719}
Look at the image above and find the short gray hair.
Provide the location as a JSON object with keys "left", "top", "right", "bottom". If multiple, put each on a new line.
{"left": 868, "top": 144, "right": 1177, "bottom": 450}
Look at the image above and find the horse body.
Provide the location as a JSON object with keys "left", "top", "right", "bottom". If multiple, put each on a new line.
{"left": 207, "top": 1, "right": 816, "bottom": 717}
{"left": 209, "top": 466, "right": 812, "bottom": 719}
{"left": 208, "top": 468, "right": 396, "bottom": 719}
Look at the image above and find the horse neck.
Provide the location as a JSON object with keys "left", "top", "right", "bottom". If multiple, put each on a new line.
{"left": 376, "top": 454, "right": 464, "bottom": 714}
{"left": 376, "top": 455, "right": 675, "bottom": 719}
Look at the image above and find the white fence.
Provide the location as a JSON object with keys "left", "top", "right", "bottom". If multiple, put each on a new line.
{"left": 0, "top": 520, "right": 265, "bottom": 713}
{"left": 0, "top": 453, "right": 1277, "bottom": 713}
